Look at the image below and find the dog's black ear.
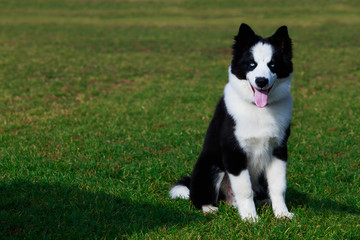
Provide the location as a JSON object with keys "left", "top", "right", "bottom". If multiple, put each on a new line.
{"left": 236, "top": 23, "right": 255, "bottom": 39}
{"left": 233, "top": 23, "right": 259, "bottom": 51}
{"left": 269, "top": 26, "right": 292, "bottom": 56}
{"left": 273, "top": 26, "right": 289, "bottom": 38}
{"left": 271, "top": 26, "right": 291, "bottom": 44}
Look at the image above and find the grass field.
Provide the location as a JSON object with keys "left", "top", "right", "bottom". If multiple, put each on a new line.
{"left": 0, "top": 0, "right": 359, "bottom": 239}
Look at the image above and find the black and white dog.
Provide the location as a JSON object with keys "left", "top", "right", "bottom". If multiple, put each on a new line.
{"left": 170, "top": 23, "right": 294, "bottom": 221}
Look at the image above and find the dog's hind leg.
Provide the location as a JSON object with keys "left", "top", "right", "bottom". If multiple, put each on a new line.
{"left": 189, "top": 162, "right": 224, "bottom": 213}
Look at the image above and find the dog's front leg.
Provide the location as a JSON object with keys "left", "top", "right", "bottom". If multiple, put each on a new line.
{"left": 266, "top": 158, "right": 294, "bottom": 219}
{"left": 228, "top": 170, "right": 258, "bottom": 221}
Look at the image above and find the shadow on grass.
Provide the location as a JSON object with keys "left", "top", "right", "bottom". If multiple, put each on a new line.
{"left": 287, "top": 187, "right": 360, "bottom": 216}
{"left": 0, "top": 181, "right": 201, "bottom": 238}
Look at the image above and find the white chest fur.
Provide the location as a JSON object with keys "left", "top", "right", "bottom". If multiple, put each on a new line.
{"left": 223, "top": 79, "right": 292, "bottom": 177}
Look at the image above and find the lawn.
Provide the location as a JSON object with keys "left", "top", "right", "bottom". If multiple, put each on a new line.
{"left": 0, "top": 0, "right": 359, "bottom": 239}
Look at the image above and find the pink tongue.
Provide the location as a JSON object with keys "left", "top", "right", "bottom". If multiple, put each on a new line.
{"left": 254, "top": 88, "right": 269, "bottom": 108}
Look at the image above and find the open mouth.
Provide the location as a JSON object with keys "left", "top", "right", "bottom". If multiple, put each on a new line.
{"left": 250, "top": 85, "right": 273, "bottom": 108}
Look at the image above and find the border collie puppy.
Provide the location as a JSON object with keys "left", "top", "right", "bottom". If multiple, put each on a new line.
{"left": 170, "top": 23, "right": 294, "bottom": 221}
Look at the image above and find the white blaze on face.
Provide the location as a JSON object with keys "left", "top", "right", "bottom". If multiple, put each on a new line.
{"left": 246, "top": 42, "right": 277, "bottom": 108}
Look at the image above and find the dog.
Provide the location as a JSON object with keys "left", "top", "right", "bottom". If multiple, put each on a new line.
{"left": 169, "top": 23, "right": 294, "bottom": 221}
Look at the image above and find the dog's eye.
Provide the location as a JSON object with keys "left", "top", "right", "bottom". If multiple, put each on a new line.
{"left": 268, "top": 61, "right": 275, "bottom": 69}
{"left": 249, "top": 61, "right": 257, "bottom": 69}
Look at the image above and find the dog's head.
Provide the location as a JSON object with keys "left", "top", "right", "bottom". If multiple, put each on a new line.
{"left": 230, "top": 23, "right": 293, "bottom": 107}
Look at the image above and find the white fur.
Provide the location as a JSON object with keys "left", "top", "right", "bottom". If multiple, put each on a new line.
{"left": 266, "top": 159, "right": 294, "bottom": 218}
{"left": 224, "top": 66, "right": 293, "bottom": 220}
{"left": 247, "top": 43, "right": 277, "bottom": 89}
{"left": 202, "top": 205, "right": 219, "bottom": 214}
{"left": 227, "top": 66, "right": 293, "bottom": 108}
{"left": 169, "top": 185, "right": 190, "bottom": 199}
{"left": 225, "top": 67, "right": 292, "bottom": 179}
{"left": 228, "top": 170, "right": 258, "bottom": 221}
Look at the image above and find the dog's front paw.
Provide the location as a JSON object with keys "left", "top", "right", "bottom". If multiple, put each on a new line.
{"left": 241, "top": 213, "right": 258, "bottom": 222}
{"left": 238, "top": 199, "right": 258, "bottom": 222}
{"left": 274, "top": 211, "right": 294, "bottom": 219}
{"left": 239, "top": 207, "right": 258, "bottom": 222}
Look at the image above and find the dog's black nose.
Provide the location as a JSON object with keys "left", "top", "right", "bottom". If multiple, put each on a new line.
{"left": 255, "top": 77, "right": 268, "bottom": 88}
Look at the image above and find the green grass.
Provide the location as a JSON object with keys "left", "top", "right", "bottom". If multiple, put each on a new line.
{"left": 0, "top": 0, "right": 359, "bottom": 239}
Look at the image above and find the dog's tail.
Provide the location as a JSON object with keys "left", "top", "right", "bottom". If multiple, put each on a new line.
{"left": 169, "top": 176, "right": 191, "bottom": 200}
